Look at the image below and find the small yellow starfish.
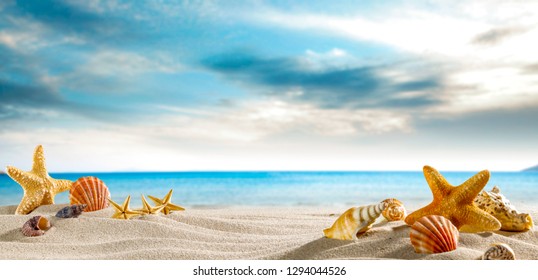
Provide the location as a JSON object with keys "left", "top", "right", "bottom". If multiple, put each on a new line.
{"left": 147, "top": 189, "right": 185, "bottom": 215}
{"left": 6, "top": 145, "right": 73, "bottom": 215}
{"left": 405, "top": 165, "right": 501, "bottom": 233}
{"left": 137, "top": 195, "right": 165, "bottom": 215}
{"left": 108, "top": 196, "right": 142, "bottom": 219}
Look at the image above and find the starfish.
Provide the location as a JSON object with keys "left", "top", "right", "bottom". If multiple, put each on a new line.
{"left": 405, "top": 165, "right": 501, "bottom": 233}
{"left": 137, "top": 195, "right": 165, "bottom": 215}
{"left": 147, "top": 189, "right": 185, "bottom": 215}
{"left": 108, "top": 196, "right": 142, "bottom": 219}
{"left": 6, "top": 145, "right": 73, "bottom": 215}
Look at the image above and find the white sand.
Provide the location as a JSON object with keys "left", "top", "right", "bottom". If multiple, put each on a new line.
{"left": 0, "top": 204, "right": 536, "bottom": 259}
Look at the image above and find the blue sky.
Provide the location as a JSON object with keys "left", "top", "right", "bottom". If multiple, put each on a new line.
{"left": 1, "top": 0, "right": 537, "bottom": 172}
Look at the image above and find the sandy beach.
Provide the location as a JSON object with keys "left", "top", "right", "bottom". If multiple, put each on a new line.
{"left": 0, "top": 204, "right": 536, "bottom": 260}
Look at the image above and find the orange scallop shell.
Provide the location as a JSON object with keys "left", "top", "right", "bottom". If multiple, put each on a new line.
{"left": 69, "top": 177, "right": 110, "bottom": 212}
{"left": 410, "top": 215, "right": 459, "bottom": 254}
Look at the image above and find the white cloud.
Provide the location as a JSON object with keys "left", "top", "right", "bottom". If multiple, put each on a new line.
{"left": 48, "top": 50, "right": 182, "bottom": 92}
{"left": 153, "top": 100, "right": 412, "bottom": 142}
{"left": 63, "top": 0, "right": 131, "bottom": 14}
{"left": 239, "top": 3, "right": 538, "bottom": 116}
{"left": 77, "top": 50, "right": 181, "bottom": 76}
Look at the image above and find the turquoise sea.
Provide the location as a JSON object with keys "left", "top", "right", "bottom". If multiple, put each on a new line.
{"left": 0, "top": 171, "right": 537, "bottom": 208}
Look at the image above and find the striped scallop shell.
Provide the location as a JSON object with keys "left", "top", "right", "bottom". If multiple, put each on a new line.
{"left": 481, "top": 243, "right": 516, "bottom": 260}
{"left": 381, "top": 198, "right": 406, "bottom": 221}
{"left": 69, "top": 177, "right": 110, "bottom": 212}
{"left": 410, "top": 215, "right": 459, "bottom": 254}
{"left": 323, "top": 202, "right": 385, "bottom": 240}
{"left": 22, "top": 216, "right": 51, "bottom": 237}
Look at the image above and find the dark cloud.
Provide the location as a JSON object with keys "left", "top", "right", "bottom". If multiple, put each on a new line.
{"left": 202, "top": 52, "right": 441, "bottom": 109}
{"left": 0, "top": 78, "right": 64, "bottom": 120}
{"left": 472, "top": 27, "right": 527, "bottom": 45}
{"left": 0, "top": 45, "right": 131, "bottom": 123}
{"left": 0, "top": 44, "right": 64, "bottom": 120}
{"left": 11, "top": 0, "right": 147, "bottom": 45}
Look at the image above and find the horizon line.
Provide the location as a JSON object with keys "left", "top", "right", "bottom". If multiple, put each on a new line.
{"left": 1, "top": 169, "right": 533, "bottom": 174}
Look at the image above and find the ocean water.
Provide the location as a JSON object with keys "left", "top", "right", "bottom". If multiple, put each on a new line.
{"left": 0, "top": 171, "right": 537, "bottom": 208}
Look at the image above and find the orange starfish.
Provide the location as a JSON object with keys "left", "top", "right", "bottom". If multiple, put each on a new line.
{"left": 405, "top": 165, "right": 501, "bottom": 233}
{"left": 6, "top": 145, "right": 72, "bottom": 215}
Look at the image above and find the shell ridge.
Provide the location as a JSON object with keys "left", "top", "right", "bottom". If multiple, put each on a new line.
{"left": 410, "top": 215, "right": 458, "bottom": 254}
{"left": 431, "top": 216, "right": 452, "bottom": 251}
{"left": 420, "top": 217, "right": 447, "bottom": 250}
{"left": 411, "top": 222, "right": 444, "bottom": 253}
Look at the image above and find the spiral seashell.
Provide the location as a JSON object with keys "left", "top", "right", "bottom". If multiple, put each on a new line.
{"left": 474, "top": 186, "right": 533, "bottom": 232}
{"left": 481, "top": 243, "right": 516, "bottom": 260}
{"left": 323, "top": 202, "right": 385, "bottom": 240}
{"left": 381, "top": 198, "right": 406, "bottom": 221}
{"left": 56, "top": 204, "right": 87, "bottom": 218}
{"left": 410, "top": 215, "right": 459, "bottom": 254}
{"left": 69, "top": 177, "right": 110, "bottom": 212}
{"left": 22, "top": 216, "right": 51, "bottom": 237}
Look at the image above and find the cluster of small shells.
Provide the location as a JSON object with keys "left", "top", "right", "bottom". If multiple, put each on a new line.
{"left": 21, "top": 176, "right": 110, "bottom": 237}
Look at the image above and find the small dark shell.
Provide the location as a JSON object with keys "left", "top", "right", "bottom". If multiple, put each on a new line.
{"left": 56, "top": 204, "right": 87, "bottom": 218}
{"left": 22, "top": 216, "right": 51, "bottom": 237}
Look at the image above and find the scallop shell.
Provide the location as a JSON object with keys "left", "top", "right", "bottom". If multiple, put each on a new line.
{"left": 323, "top": 202, "right": 385, "bottom": 240}
{"left": 474, "top": 186, "right": 533, "bottom": 232}
{"left": 22, "top": 216, "right": 51, "bottom": 237}
{"left": 410, "top": 215, "right": 459, "bottom": 254}
{"left": 69, "top": 177, "right": 110, "bottom": 212}
{"left": 56, "top": 204, "right": 87, "bottom": 218}
{"left": 481, "top": 243, "right": 516, "bottom": 260}
{"left": 381, "top": 198, "right": 406, "bottom": 221}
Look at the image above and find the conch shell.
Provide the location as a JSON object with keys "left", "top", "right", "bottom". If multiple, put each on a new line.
{"left": 69, "top": 177, "right": 110, "bottom": 212}
{"left": 22, "top": 216, "right": 51, "bottom": 237}
{"left": 381, "top": 198, "right": 406, "bottom": 221}
{"left": 56, "top": 204, "right": 87, "bottom": 218}
{"left": 474, "top": 186, "right": 533, "bottom": 231}
{"left": 481, "top": 243, "right": 516, "bottom": 260}
{"left": 323, "top": 202, "right": 385, "bottom": 240}
{"left": 410, "top": 215, "right": 459, "bottom": 254}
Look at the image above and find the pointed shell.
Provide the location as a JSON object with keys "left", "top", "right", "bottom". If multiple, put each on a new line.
{"left": 410, "top": 215, "right": 459, "bottom": 254}
{"left": 381, "top": 198, "right": 406, "bottom": 221}
{"left": 474, "top": 186, "right": 533, "bottom": 232}
{"left": 69, "top": 177, "right": 110, "bottom": 212}
{"left": 323, "top": 202, "right": 385, "bottom": 240}
{"left": 56, "top": 204, "right": 87, "bottom": 218}
{"left": 22, "top": 216, "right": 51, "bottom": 237}
{"left": 481, "top": 243, "right": 516, "bottom": 260}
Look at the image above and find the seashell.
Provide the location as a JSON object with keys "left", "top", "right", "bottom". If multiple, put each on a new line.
{"left": 481, "top": 243, "right": 516, "bottom": 260}
{"left": 69, "top": 176, "right": 110, "bottom": 212}
{"left": 22, "top": 216, "right": 51, "bottom": 237}
{"left": 323, "top": 202, "right": 385, "bottom": 240}
{"left": 410, "top": 215, "right": 459, "bottom": 254}
{"left": 474, "top": 186, "right": 533, "bottom": 232}
{"left": 381, "top": 198, "right": 406, "bottom": 221}
{"left": 55, "top": 204, "right": 87, "bottom": 218}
